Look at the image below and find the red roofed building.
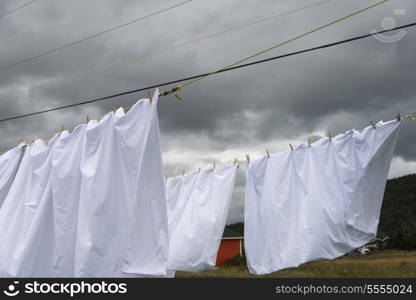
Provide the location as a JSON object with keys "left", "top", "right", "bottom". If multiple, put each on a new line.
{"left": 215, "top": 228, "right": 243, "bottom": 266}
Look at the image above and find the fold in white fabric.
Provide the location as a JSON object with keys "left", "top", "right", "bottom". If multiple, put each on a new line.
{"left": 0, "top": 90, "right": 169, "bottom": 277}
{"left": 245, "top": 120, "right": 401, "bottom": 275}
{"left": 0, "top": 144, "right": 25, "bottom": 209}
{"left": 166, "top": 164, "right": 237, "bottom": 272}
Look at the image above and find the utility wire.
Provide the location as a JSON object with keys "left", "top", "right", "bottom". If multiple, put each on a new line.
{"left": 173, "top": 0, "right": 389, "bottom": 96}
{"left": 0, "top": 0, "right": 193, "bottom": 71}
{"left": 0, "top": 21, "right": 415, "bottom": 124}
{"left": 30, "top": 0, "right": 334, "bottom": 89}
{"left": 0, "top": 0, "right": 38, "bottom": 20}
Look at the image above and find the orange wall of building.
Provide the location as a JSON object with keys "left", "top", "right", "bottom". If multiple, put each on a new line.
{"left": 216, "top": 239, "right": 241, "bottom": 266}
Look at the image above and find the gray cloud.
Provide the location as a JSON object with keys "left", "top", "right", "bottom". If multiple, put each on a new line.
{"left": 0, "top": 0, "right": 415, "bottom": 224}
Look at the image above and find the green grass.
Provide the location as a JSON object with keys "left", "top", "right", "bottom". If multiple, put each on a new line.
{"left": 176, "top": 251, "right": 416, "bottom": 278}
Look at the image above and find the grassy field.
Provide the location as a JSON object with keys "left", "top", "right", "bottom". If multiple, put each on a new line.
{"left": 176, "top": 251, "right": 416, "bottom": 278}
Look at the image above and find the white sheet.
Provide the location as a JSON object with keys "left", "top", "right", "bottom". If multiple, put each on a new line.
{"left": 0, "top": 89, "right": 169, "bottom": 277}
{"left": 0, "top": 136, "right": 59, "bottom": 277}
{"left": 166, "top": 163, "right": 237, "bottom": 272}
{"left": 244, "top": 120, "right": 401, "bottom": 275}
{"left": 0, "top": 144, "right": 24, "bottom": 209}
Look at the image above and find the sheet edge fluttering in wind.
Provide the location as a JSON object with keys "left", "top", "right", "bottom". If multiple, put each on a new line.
{"left": 0, "top": 143, "right": 25, "bottom": 209}
{"left": 244, "top": 120, "right": 401, "bottom": 275}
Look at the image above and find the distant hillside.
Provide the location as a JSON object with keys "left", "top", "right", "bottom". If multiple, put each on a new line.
{"left": 378, "top": 174, "right": 416, "bottom": 249}
{"left": 226, "top": 174, "right": 416, "bottom": 250}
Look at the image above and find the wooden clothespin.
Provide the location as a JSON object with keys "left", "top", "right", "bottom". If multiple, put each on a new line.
{"left": 112, "top": 107, "right": 116, "bottom": 113}
{"left": 86, "top": 115, "right": 90, "bottom": 124}
{"left": 407, "top": 113, "right": 416, "bottom": 121}
{"left": 395, "top": 113, "right": 402, "bottom": 121}
{"left": 370, "top": 121, "right": 376, "bottom": 129}
{"left": 165, "top": 175, "right": 168, "bottom": 181}
{"left": 148, "top": 90, "right": 153, "bottom": 104}
{"left": 30, "top": 137, "right": 37, "bottom": 145}
{"left": 266, "top": 149, "right": 271, "bottom": 158}
{"left": 198, "top": 167, "right": 201, "bottom": 172}
{"left": 182, "top": 170, "right": 186, "bottom": 176}
{"left": 174, "top": 85, "right": 183, "bottom": 101}
{"left": 213, "top": 162, "right": 216, "bottom": 169}
{"left": 289, "top": 144, "right": 294, "bottom": 151}
{"left": 328, "top": 132, "right": 332, "bottom": 142}
{"left": 308, "top": 137, "right": 311, "bottom": 147}
{"left": 17, "top": 138, "right": 23, "bottom": 145}
{"left": 60, "top": 125, "right": 65, "bottom": 133}
{"left": 233, "top": 158, "right": 239, "bottom": 167}
{"left": 245, "top": 154, "right": 250, "bottom": 164}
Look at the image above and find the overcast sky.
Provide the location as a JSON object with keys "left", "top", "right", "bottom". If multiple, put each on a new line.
{"left": 0, "top": 0, "right": 415, "bottom": 224}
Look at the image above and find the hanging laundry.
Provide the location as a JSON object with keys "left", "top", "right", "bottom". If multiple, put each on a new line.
{"left": 0, "top": 143, "right": 24, "bottom": 209}
{"left": 244, "top": 120, "right": 401, "bottom": 275}
{"left": 0, "top": 89, "right": 169, "bottom": 277}
{"left": 0, "top": 136, "right": 59, "bottom": 277}
{"left": 166, "top": 163, "right": 237, "bottom": 272}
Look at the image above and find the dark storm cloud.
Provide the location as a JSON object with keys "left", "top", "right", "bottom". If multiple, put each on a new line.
{"left": 0, "top": 0, "right": 415, "bottom": 223}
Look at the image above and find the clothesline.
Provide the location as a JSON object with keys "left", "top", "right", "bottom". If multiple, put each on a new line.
{"left": 161, "top": 0, "right": 390, "bottom": 99}
{"left": 1, "top": 25, "right": 415, "bottom": 127}
{"left": 165, "top": 113, "right": 416, "bottom": 179}
{"left": 0, "top": 0, "right": 395, "bottom": 150}
{"left": 3, "top": 111, "right": 416, "bottom": 165}
{"left": 0, "top": 0, "right": 399, "bottom": 124}
{"left": 0, "top": 0, "right": 408, "bottom": 160}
